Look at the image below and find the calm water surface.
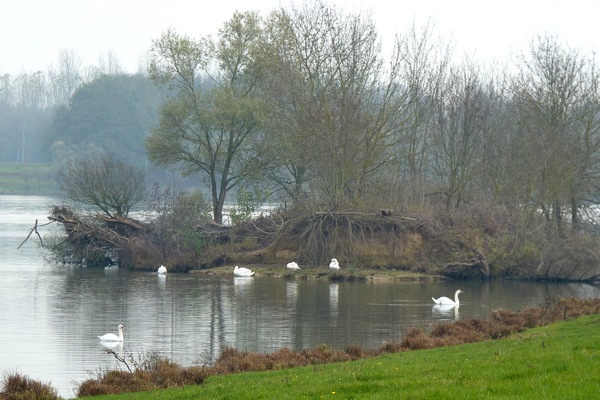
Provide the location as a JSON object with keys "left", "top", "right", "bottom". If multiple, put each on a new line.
{"left": 1, "top": 195, "right": 599, "bottom": 398}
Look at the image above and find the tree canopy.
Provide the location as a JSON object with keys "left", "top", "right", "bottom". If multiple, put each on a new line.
{"left": 48, "top": 73, "right": 162, "bottom": 167}
{"left": 146, "top": 12, "right": 268, "bottom": 224}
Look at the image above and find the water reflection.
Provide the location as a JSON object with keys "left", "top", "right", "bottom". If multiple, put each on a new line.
{"left": 2, "top": 195, "right": 600, "bottom": 399}
{"left": 286, "top": 281, "right": 298, "bottom": 305}
{"left": 233, "top": 276, "right": 254, "bottom": 293}
{"left": 432, "top": 304, "right": 460, "bottom": 320}
{"left": 329, "top": 283, "right": 339, "bottom": 319}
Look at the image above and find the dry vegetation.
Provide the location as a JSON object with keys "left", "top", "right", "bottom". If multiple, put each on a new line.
{"left": 0, "top": 372, "right": 60, "bottom": 400}
{"left": 40, "top": 202, "right": 600, "bottom": 282}
{"left": 224, "top": 205, "right": 600, "bottom": 281}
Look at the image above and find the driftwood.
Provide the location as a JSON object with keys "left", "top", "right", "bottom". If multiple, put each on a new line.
{"left": 95, "top": 214, "right": 146, "bottom": 232}
{"left": 41, "top": 206, "right": 156, "bottom": 266}
{"left": 18, "top": 219, "right": 46, "bottom": 249}
{"left": 47, "top": 206, "right": 132, "bottom": 248}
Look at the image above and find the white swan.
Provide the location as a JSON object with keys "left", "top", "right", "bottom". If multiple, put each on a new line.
{"left": 234, "top": 266, "right": 255, "bottom": 277}
{"left": 287, "top": 261, "right": 300, "bottom": 270}
{"left": 329, "top": 258, "right": 340, "bottom": 270}
{"left": 432, "top": 289, "right": 463, "bottom": 306}
{"left": 98, "top": 324, "right": 124, "bottom": 342}
{"left": 157, "top": 265, "right": 167, "bottom": 274}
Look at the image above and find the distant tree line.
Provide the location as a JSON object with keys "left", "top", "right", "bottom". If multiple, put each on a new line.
{"left": 0, "top": 49, "right": 130, "bottom": 163}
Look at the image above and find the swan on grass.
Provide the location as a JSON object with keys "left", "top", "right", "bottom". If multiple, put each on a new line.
{"left": 287, "top": 261, "right": 300, "bottom": 271}
{"left": 234, "top": 266, "right": 255, "bottom": 277}
{"left": 432, "top": 289, "right": 463, "bottom": 306}
{"left": 98, "top": 324, "right": 124, "bottom": 342}
{"left": 157, "top": 265, "right": 167, "bottom": 274}
{"left": 329, "top": 258, "right": 340, "bottom": 271}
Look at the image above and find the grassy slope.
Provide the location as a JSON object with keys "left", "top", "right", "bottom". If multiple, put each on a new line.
{"left": 0, "top": 162, "right": 57, "bottom": 195}
{"left": 81, "top": 315, "right": 600, "bottom": 400}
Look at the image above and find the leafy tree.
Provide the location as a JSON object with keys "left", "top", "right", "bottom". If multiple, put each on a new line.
{"left": 48, "top": 73, "right": 162, "bottom": 167}
{"left": 58, "top": 153, "right": 146, "bottom": 217}
{"left": 146, "top": 12, "right": 268, "bottom": 224}
{"left": 144, "top": 184, "right": 211, "bottom": 258}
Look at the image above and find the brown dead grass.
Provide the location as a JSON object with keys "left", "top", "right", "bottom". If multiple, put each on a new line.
{"left": 76, "top": 355, "right": 207, "bottom": 398}
{"left": 0, "top": 372, "right": 60, "bottom": 400}
{"left": 64, "top": 296, "right": 600, "bottom": 398}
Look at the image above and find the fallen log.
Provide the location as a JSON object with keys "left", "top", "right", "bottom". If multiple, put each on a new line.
{"left": 95, "top": 214, "right": 146, "bottom": 231}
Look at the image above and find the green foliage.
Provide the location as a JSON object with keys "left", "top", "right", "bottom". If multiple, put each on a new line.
{"left": 230, "top": 186, "right": 262, "bottom": 225}
{"left": 147, "top": 13, "right": 272, "bottom": 224}
{"left": 145, "top": 184, "right": 212, "bottom": 258}
{"left": 48, "top": 74, "right": 162, "bottom": 168}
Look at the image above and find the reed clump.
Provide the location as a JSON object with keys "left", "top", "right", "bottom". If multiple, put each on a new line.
{"left": 0, "top": 372, "right": 59, "bottom": 400}
{"left": 76, "top": 354, "right": 207, "bottom": 398}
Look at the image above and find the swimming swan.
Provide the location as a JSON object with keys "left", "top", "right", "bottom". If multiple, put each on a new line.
{"left": 98, "top": 324, "right": 124, "bottom": 342}
{"left": 432, "top": 290, "right": 463, "bottom": 306}
{"left": 234, "top": 266, "right": 255, "bottom": 277}
{"left": 157, "top": 265, "right": 167, "bottom": 274}
{"left": 287, "top": 262, "right": 300, "bottom": 270}
{"left": 329, "top": 258, "right": 340, "bottom": 270}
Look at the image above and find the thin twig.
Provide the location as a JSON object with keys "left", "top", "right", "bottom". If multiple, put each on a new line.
{"left": 18, "top": 219, "right": 45, "bottom": 249}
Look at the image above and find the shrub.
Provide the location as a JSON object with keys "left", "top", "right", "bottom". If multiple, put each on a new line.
{"left": 1, "top": 372, "right": 60, "bottom": 400}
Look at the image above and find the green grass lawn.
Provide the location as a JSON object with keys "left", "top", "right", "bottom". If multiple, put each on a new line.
{"left": 0, "top": 162, "right": 57, "bottom": 195}
{"left": 80, "top": 314, "right": 600, "bottom": 400}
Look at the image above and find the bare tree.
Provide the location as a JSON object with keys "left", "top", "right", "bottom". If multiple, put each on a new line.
{"left": 58, "top": 153, "right": 146, "bottom": 217}
{"left": 431, "top": 62, "right": 497, "bottom": 209}
{"left": 263, "top": 1, "right": 405, "bottom": 210}
{"left": 389, "top": 20, "right": 452, "bottom": 209}
{"left": 46, "top": 48, "right": 82, "bottom": 107}
{"left": 94, "top": 50, "right": 124, "bottom": 77}
{"left": 510, "top": 35, "right": 600, "bottom": 232}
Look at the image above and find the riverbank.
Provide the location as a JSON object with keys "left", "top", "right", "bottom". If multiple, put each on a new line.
{"left": 73, "top": 301, "right": 600, "bottom": 399}
{"left": 2, "top": 297, "right": 598, "bottom": 399}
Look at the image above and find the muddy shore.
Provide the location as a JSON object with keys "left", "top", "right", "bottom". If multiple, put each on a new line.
{"left": 192, "top": 264, "right": 447, "bottom": 282}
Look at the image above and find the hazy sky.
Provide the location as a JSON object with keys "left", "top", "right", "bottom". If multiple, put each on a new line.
{"left": 2, "top": 0, "right": 598, "bottom": 75}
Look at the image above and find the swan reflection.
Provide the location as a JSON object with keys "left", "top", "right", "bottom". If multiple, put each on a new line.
{"left": 432, "top": 304, "right": 460, "bottom": 320}
{"left": 233, "top": 276, "right": 254, "bottom": 295}
{"left": 158, "top": 273, "right": 166, "bottom": 288}
{"left": 329, "top": 283, "right": 339, "bottom": 317}
{"left": 286, "top": 281, "right": 298, "bottom": 304}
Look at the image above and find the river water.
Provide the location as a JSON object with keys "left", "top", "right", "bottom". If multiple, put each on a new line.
{"left": 1, "top": 195, "right": 599, "bottom": 398}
